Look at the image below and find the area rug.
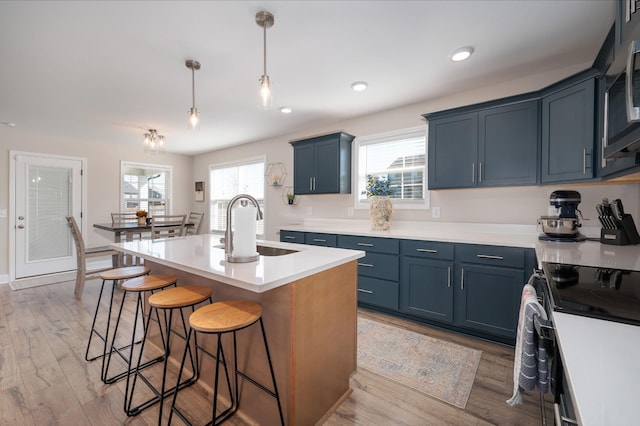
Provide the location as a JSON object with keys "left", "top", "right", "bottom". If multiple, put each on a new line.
{"left": 357, "top": 316, "right": 482, "bottom": 409}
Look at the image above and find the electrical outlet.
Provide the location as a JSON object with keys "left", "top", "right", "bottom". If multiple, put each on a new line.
{"left": 431, "top": 206, "right": 441, "bottom": 218}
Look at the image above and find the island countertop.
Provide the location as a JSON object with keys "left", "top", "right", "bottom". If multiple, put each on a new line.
{"left": 112, "top": 234, "right": 365, "bottom": 293}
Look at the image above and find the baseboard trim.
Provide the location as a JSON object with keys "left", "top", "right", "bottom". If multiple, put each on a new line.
{"left": 0, "top": 274, "right": 9, "bottom": 285}
{"left": 8, "top": 259, "right": 114, "bottom": 290}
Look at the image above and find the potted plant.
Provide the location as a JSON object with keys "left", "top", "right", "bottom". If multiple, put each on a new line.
{"left": 287, "top": 193, "right": 296, "bottom": 205}
{"left": 363, "top": 175, "right": 395, "bottom": 231}
{"left": 135, "top": 210, "right": 148, "bottom": 225}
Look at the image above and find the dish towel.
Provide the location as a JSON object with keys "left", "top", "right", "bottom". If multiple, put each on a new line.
{"left": 506, "top": 282, "right": 550, "bottom": 406}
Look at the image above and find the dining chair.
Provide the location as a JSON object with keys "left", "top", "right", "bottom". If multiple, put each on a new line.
{"left": 66, "top": 216, "right": 120, "bottom": 298}
{"left": 111, "top": 212, "right": 142, "bottom": 240}
{"left": 150, "top": 215, "right": 186, "bottom": 240}
{"left": 186, "top": 212, "right": 204, "bottom": 235}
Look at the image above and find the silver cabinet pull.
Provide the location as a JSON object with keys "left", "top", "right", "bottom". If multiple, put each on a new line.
{"left": 471, "top": 163, "right": 475, "bottom": 183}
{"left": 479, "top": 162, "right": 483, "bottom": 183}
{"left": 309, "top": 177, "right": 313, "bottom": 191}
{"left": 284, "top": 236, "right": 296, "bottom": 240}
{"left": 312, "top": 177, "right": 316, "bottom": 191}
{"left": 312, "top": 238, "right": 326, "bottom": 242}
{"left": 358, "top": 263, "right": 374, "bottom": 268}
{"left": 416, "top": 248, "right": 437, "bottom": 253}
{"left": 476, "top": 254, "right": 504, "bottom": 260}
{"left": 357, "top": 288, "right": 373, "bottom": 294}
{"left": 447, "top": 267, "right": 451, "bottom": 288}
{"left": 461, "top": 268, "right": 465, "bottom": 290}
{"left": 357, "top": 242, "right": 374, "bottom": 247}
{"left": 583, "top": 148, "right": 587, "bottom": 174}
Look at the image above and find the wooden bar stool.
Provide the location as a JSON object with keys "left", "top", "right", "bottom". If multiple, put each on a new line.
{"left": 168, "top": 300, "right": 284, "bottom": 426}
{"left": 85, "top": 266, "right": 151, "bottom": 371}
{"left": 102, "top": 274, "right": 178, "bottom": 385}
{"left": 125, "top": 285, "right": 213, "bottom": 422}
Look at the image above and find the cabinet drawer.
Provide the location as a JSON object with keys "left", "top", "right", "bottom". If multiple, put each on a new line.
{"left": 337, "top": 235, "right": 399, "bottom": 254}
{"left": 279, "top": 230, "right": 305, "bottom": 244}
{"left": 358, "top": 252, "right": 399, "bottom": 281}
{"left": 456, "top": 244, "right": 524, "bottom": 268}
{"left": 357, "top": 276, "right": 399, "bottom": 311}
{"left": 400, "top": 240, "right": 454, "bottom": 260}
{"left": 304, "top": 232, "right": 337, "bottom": 247}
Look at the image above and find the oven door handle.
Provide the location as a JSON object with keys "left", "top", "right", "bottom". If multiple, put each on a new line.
{"left": 554, "top": 403, "right": 579, "bottom": 425}
{"left": 534, "top": 316, "right": 555, "bottom": 341}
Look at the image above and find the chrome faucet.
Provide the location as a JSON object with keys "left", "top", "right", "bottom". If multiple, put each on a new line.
{"left": 224, "top": 193, "right": 263, "bottom": 262}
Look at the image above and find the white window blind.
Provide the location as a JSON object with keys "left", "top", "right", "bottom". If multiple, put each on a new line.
{"left": 120, "top": 162, "right": 172, "bottom": 216}
{"left": 209, "top": 159, "right": 265, "bottom": 236}
{"left": 355, "top": 126, "right": 428, "bottom": 208}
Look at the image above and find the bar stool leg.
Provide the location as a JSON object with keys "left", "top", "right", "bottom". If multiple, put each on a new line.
{"left": 84, "top": 278, "right": 112, "bottom": 362}
{"left": 259, "top": 318, "right": 285, "bottom": 426}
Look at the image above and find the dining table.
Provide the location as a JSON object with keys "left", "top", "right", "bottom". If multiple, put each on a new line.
{"left": 93, "top": 221, "right": 194, "bottom": 265}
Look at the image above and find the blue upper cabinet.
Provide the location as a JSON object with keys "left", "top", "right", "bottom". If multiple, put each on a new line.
{"left": 427, "top": 112, "right": 478, "bottom": 189}
{"left": 541, "top": 71, "right": 597, "bottom": 183}
{"left": 290, "top": 132, "right": 354, "bottom": 195}
{"left": 426, "top": 97, "right": 539, "bottom": 189}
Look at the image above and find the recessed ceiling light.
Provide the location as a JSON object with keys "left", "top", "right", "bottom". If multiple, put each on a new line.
{"left": 280, "top": 107, "right": 292, "bottom": 114}
{"left": 449, "top": 46, "right": 474, "bottom": 62}
{"left": 351, "top": 81, "right": 368, "bottom": 91}
{"left": 1, "top": 121, "right": 16, "bottom": 127}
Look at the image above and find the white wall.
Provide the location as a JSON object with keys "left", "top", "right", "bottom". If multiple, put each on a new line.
{"left": 0, "top": 130, "right": 193, "bottom": 278}
{"left": 3, "top": 61, "right": 640, "bottom": 279}
{"left": 192, "top": 62, "right": 640, "bottom": 241}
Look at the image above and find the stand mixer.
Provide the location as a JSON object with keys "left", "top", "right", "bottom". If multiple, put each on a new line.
{"left": 538, "top": 190, "right": 586, "bottom": 242}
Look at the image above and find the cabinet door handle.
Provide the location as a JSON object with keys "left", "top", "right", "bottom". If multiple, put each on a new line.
{"left": 447, "top": 267, "right": 451, "bottom": 288}
{"left": 416, "top": 248, "right": 438, "bottom": 253}
{"left": 479, "top": 162, "right": 483, "bottom": 183}
{"left": 313, "top": 177, "right": 316, "bottom": 191}
{"left": 358, "top": 263, "right": 374, "bottom": 268}
{"left": 357, "top": 242, "right": 374, "bottom": 247}
{"left": 309, "top": 177, "right": 313, "bottom": 191}
{"left": 461, "top": 268, "right": 465, "bottom": 290}
{"left": 476, "top": 254, "right": 504, "bottom": 260}
{"left": 313, "top": 238, "right": 326, "bottom": 242}
{"left": 583, "top": 148, "right": 587, "bottom": 174}
{"left": 358, "top": 288, "right": 374, "bottom": 294}
{"left": 284, "top": 236, "right": 296, "bottom": 240}
{"left": 471, "top": 163, "right": 475, "bottom": 183}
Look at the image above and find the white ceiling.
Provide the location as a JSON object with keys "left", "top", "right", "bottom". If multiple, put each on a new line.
{"left": 0, "top": 1, "right": 615, "bottom": 155}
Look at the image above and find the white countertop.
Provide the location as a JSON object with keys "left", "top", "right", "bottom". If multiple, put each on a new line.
{"left": 112, "top": 234, "right": 364, "bottom": 293}
{"left": 552, "top": 312, "right": 640, "bottom": 426}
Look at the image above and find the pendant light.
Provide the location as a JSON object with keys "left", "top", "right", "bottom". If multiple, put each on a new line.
{"left": 185, "top": 59, "right": 201, "bottom": 128}
{"left": 256, "top": 11, "right": 274, "bottom": 109}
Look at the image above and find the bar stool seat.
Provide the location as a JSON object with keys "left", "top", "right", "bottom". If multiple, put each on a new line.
{"left": 102, "top": 273, "right": 178, "bottom": 385}
{"left": 85, "top": 266, "right": 151, "bottom": 371}
{"left": 125, "top": 285, "right": 213, "bottom": 421}
{"left": 169, "top": 300, "right": 284, "bottom": 426}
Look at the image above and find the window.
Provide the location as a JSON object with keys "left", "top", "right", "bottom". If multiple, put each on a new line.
{"left": 209, "top": 157, "right": 265, "bottom": 236}
{"left": 120, "top": 162, "right": 172, "bottom": 215}
{"left": 355, "top": 126, "right": 429, "bottom": 209}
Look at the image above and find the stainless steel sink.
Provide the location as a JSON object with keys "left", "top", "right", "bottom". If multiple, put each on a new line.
{"left": 213, "top": 244, "right": 297, "bottom": 256}
{"left": 256, "top": 245, "right": 298, "bottom": 256}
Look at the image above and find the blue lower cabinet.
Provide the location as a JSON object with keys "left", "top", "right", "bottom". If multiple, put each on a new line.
{"left": 454, "top": 263, "right": 524, "bottom": 339}
{"left": 279, "top": 230, "right": 305, "bottom": 244}
{"left": 357, "top": 276, "right": 399, "bottom": 310}
{"left": 400, "top": 257, "right": 454, "bottom": 324}
{"left": 357, "top": 252, "right": 399, "bottom": 282}
{"left": 304, "top": 232, "right": 337, "bottom": 247}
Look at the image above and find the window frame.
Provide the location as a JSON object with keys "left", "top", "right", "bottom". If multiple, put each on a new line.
{"left": 208, "top": 155, "right": 266, "bottom": 237}
{"left": 119, "top": 161, "right": 173, "bottom": 215}
{"left": 353, "top": 125, "right": 429, "bottom": 210}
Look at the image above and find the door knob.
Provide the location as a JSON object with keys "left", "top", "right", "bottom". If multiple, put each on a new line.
{"left": 17, "top": 224, "right": 25, "bottom": 229}
{"left": 18, "top": 216, "right": 24, "bottom": 220}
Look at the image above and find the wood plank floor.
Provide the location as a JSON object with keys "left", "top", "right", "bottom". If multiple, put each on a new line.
{"left": 0, "top": 279, "right": 551, "bottom": 425}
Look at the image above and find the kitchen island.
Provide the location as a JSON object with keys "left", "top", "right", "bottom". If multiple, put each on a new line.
{"left": 112, "top": 234, "right": 365, "bottom": 425}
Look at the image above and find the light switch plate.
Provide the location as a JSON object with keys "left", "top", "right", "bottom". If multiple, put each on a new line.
{"left": 0, "top": 208, "right": 6, "bottom": 218}
{"left": 431, "top": 206, "right": 440, "bottom": 218}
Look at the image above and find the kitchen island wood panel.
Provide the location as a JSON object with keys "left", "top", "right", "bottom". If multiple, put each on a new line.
{"left": 139, "top": 256, "right": 358, "bottom": 425}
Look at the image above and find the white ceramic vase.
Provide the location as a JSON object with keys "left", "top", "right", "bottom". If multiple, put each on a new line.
{"left": 369, "top": 196, "right": 393, "bottom": 231}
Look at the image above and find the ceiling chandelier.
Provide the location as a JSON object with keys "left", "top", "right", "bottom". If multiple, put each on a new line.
{"left": 256, "top": 10, "right": 274, "bottom": 109}
{"left": 185, "top": 59, "right": 201, "bottom": 129}
{"left": 143, "top": 129, "right": 165, "bottom": 153}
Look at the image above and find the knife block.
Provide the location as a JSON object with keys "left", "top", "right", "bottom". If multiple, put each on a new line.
{"left": 601, "top": 214, "right": 640, "bottom": 245}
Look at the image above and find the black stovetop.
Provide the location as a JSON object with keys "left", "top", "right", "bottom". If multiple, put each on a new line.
{"left": 541, "top": 262, "right": 640, "bottom": 326}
